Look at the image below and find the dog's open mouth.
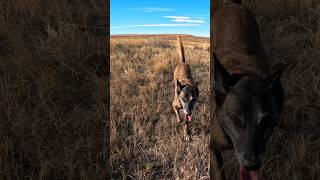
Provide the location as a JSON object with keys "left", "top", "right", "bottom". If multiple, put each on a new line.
{"left": 240, "top": 167, "right": 260, "bottom": 180}
{"left": 185, "top": 114, "right": 192, "bottom": 121}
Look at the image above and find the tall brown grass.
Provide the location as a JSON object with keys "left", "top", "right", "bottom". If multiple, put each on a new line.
{"left": 212, "top": 0, "right": 320, "bottom": 179}
{"left": 110, "top": 35, "right": 210, "bottom": 179}
{"left": 0, "top": 0, "right": 108, "bottom": 179}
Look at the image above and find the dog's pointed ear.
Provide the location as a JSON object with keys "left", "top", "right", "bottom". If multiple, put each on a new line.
{"left": 176, "top": 79, "right": 183, "bottom": 94}
{"left": 193, "top": 86, "right": 199, "bottom": 97}
{"left": 268, "top": 62, "right": 286, "bottom": 87}
{"left": 268, "top": 62, "right": 286, "bottom": 109}
{"left": 192, "top": 82, "right": 199, "bottom": 97}
{"left": 213, "top": 53, "right": 238, "bottom": 105}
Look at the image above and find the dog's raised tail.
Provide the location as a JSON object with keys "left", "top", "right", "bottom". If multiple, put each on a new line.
{"left": 227, "top": 0, "right": 241, "bottom": 3}
{"left": 217, "top": 0, "right": 241, "bottom": 6}
{"left": 177, "top": 36, "right": 185, "bottom": 63}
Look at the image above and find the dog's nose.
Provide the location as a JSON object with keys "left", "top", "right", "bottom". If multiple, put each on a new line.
{"left": 183, "top": 109, "right": 191, "bottom": 115}
{"left": 242, "top": 157, "right": 261, "bottom": 171}
{"left": 243, "top": 164, "right": 260, "bottom": 171}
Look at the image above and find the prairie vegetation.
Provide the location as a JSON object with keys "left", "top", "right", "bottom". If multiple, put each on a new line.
{"left": 0, "top": 0, "right": 108, "bottom": 179}
{"left": 110, "top": 35, "right": 210, "bottom": 179}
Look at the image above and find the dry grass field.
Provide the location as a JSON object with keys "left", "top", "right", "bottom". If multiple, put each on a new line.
{"left": 212, "top": 0, "right": 320, "bottom": 179}
{"left": 0, "top": 0, "right": 109, "bottom": 179}
{"left": 110, "top": 35, "right": 210, "bottom": 179}
{"left": 111, "top": 0, "right": 320, "bottom": 179}
{"left": 1, "top": 0, "right": 319, "bottom": 179}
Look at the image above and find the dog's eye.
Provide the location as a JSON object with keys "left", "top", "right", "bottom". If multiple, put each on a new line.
{"left": 228, "top": 112, "right": 245, "bottom": 127}
{"left": 179, "top": 97, "right": 186, "bottom": 103}
{"left": 260, "top": 114, "right": 273, "bottom": 128}
{"left": 262, "top": 113, "right": 271, "bottom": 120}
{"left": 190, "top": 98, "right": 197, "bottom": 106}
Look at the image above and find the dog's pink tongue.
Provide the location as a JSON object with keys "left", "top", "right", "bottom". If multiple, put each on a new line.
{"left": 240, "top": 167, "right": 260, "bottom": 180}
{"left": 240, "top": 167, "right": 251, "bottom": 180}
{"left": 186, "top": 115, "right": 192, "bottom": 121}
{"left": 250, "top": 171, "right": 260, "bottom": 180}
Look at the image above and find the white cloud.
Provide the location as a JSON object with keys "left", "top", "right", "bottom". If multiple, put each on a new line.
{"left": 195, "top": 17, "right": 207, "bottom": 20}
{"left": 163, "top": 16, "right": 190, "bottom": 19}
{"left": 111, "top": 24, "right": 201, "bottom": 29}
{"left": 172, "top": 19, "right": 205, "bottom": 23}
{"left": 130, "top": 7, "right": 173, "bottom": 13}
{"left": 164, "top": 16, "right": 205, "bottom": 24}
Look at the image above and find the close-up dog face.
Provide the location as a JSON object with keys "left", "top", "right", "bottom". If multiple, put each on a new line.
{"left": 176, "top": 80, "right": 199, "bottom": 120}
{"left": 214, "top": 56, "right": 284, "bottom": 173}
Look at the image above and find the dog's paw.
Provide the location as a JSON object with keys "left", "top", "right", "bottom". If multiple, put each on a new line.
{"left": 184, "top": 135, "right": 191, "bottom": 142}
{"left": 176, "top": 118, "right": 182, "bottom": 124}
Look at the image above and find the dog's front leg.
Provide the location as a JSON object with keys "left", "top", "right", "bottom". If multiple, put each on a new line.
{"left": 183, "top": 121, "right": 191, "bottom": 141}
{"left": 210, "top": 145, "right": 226, "bottom": 180}
{"left": 172, "top": 101, "right": 182, "bottom": 124}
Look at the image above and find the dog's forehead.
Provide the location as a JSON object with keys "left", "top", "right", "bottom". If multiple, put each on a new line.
{"left": 225, "top": 79, "right": 272, "bottom": 110}
{"left": 179, "top": 89, "right": 188, "bottom": 97}
{"left": 181, "top": 86, "right": 193, "bottom": 97}
{"left": 233, "top": 78, "right": 269, "bottom": 96}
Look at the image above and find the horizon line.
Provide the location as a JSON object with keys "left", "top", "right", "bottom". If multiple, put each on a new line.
{"left": 110, "top": 33, "right": 210, "bottom": 38}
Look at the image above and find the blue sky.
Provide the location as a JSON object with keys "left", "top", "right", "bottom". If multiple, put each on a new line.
{"left": 111, "top": 0, "right": 210, "bottom": 37}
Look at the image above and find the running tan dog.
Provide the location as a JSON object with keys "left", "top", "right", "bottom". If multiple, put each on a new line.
{"left": 210, "top": 0, "right": 285, "bottom": 180}
{"left": 172, "top": 36, "right": 199, "bottom": 142}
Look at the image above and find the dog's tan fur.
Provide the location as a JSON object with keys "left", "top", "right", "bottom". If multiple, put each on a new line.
{"left": 213, "top": 3, "right": 271, "bottom": 78}
{"left": 173, "top": 36, "right": 198, "bottom": 141}
{"left": 210, "top": 1, "right": 279, "bottom": 180}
